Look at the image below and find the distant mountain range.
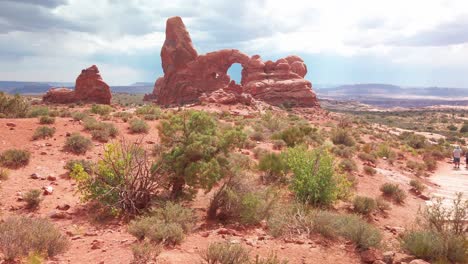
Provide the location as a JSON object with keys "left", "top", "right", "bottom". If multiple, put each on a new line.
{"left": 316, "top": 83, "right": 468, "bottom": 108}
{"left": 0, "top": 81, "right": 154, "bottom": 94}
{"left": 316, "top": 83, "right": 468, "bottom": 99}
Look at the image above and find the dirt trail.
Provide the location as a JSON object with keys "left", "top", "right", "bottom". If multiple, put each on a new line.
{"left": 429, "top": 161, "right": 468, "bottom": 207}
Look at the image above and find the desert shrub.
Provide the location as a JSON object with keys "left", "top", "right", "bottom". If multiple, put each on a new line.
{"left": 261, "top": 111, "right": 287, "bottom": 133}
{"left": 91, "top": 129, "right": 110, "bottom": 142}
{"left": 243, "top": 139, "right": 257, "bottom": 150}
{"left": 399, "top": 132, "right": 427, "bottom": 149}
{"left": 250, "top": 131, "right": 265, "bottom": 141}
{"left": 409, "top": 179, "right": 425, "bottom": 192}
{"left": 330, "top": 128, "right": 355, "bottom": 147}
{"left": 128, "top": 202, "right": 194, "bottom": 245}
{"left": 0, "top": 216, "right": 69, "bottom": 260}
{"left": 158, "top": 110, "right": 246, "bottom": 198}
{"left": 129, "top": 118, "right": 149, "bottom": 134}
{"left": 353, "top": 196, "right": 377, "bottom": 215}
{"left": 252, "top": 147, "right": 269, "bottom": 159}
{"left": 339, "top": 158, "right": 357, "bottom": 172}
{"left": 71, "top": 111, "right": 87, "bottom": 121}
{"left": 83, "top": 118, "right": 118, "bottom": 140}
{"left": 333, "top": 214, "right": 382, "bottom": 249}
{"left": 130, "top": 241, "right": 162, "bottom": 264}
{"left": 0, "top": 168, "right": 9, "bottom": 180}
{"left": 380, "top": 183, "right": 406, "bottom": 204}
{"left": 375, "top": 144, "right": 396, "bottom": 159}
{"left": 0, "top": 149, "right": 31, "bottom": 168}
{"left": 331, "top": 145, "right": 355, "bottom": 158}
{"left": 23, "top": 189, "right": 43, "bottom": 209}
{"left": 65, "top": 159, "right": 94, "bottom": 174}
{"left": 135, "top": 105, "right": 162, "bottom": 120}
{"left": 114, "top": 111, "right": 133, "bottom": 122}
{"left": 363, "top": 165, "right": 376, "bottom": 175}
{"left": 460, "top": 123, "right": 468, "bottom": 133}
{"left": 252, "top": 254, "right": 288, "bottom": 264}
{"left": 358, "top": 152, "right": 377, "bottom": 163}
{"left": 285, "top": 147, "right": 350, "bottom": 206}
{"left": 32, "top": 126, "right": 56, "bottom": 140}
{"left": 423, "top": 155, "right": 437, "bottom": 171}
{"left": 0, "top": 92, "right": 30, "bottom": 118}
{"left": 447, "top": 124, "right": 458, "bottom": 131}
{"left": 27, "top": 106, "right": 49, "bottom": 117}
{"left": 375, "top": 197, "right": 391, "bottom": 212}
{"left": 83, "top": 116, "right": 101, "bottom": 131}
{"left": 39, "top": 115, "right": 55, "bottom": 124}
{"left": 272, "top": 139, "right": 286, "bottom": 150}
{"left": 72, "top": 141, "right": 164, "bottom": 215}
{"left": 271, "top": 124, "right": 314, "bottom": 147}
{"left": 64, "top": 133, "right": 92, "bottom": 154}
{"left": 90, "top": 104, "right": 113, "bottom": 116}
{"left": 268, "top": 206, "right": 381, "bottom": 249}
{"left": 200, "top": 242, "right": 250, "bottom": 264}
{"left": 258, "top": 153, "right": 288, "bottom": 183}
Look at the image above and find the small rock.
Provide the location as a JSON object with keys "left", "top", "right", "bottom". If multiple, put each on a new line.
{"left": 393, "top": 253, "right": 414, "bottom": 264}
{"left": 373, "top": 261, "right": 386, "bottom": 264}
{"left": 383, "top": 251, "right": 395, "bottom": 264}
{"left": 45, "top": 143, "right": 52, "bottom": 147}
{"left": 40, "top": 152, "right": 47, "bottom": 155}
{"left": 6, "top": 122, "right": 16, "bottom": 127}
{"left": 200, "top": 231, "right": 210, "bottom": 238}
{"left": 91, "top": 239, "right": 104, "bottom": 250}
{"left": 56, "top": 204, "right": 70, "bottom": 211}
{"left": 31, "top": 173, "right": 40, "bottom": 179}
{"left": 47, "top": 175, "right": 57, "bottom": 181}
{"left": 49, "top": 211, "right": 68, "bottom": 219}
{"left": 84, "top": 232, "right": 98, "bottom": 237}
{"left": 43, "top": 186, "right": 54, "bottom": 195}
{"left": 71, "top": 236, "right": 82, "bottom": 240}
{"left": 66, "top": 132, "right": 71, "bottom": 137}
{"left": 418, "top": 194, "right": 430, "bottom": 201}
{"left": 361, "top": 248, "right": 383, "bottom": 263}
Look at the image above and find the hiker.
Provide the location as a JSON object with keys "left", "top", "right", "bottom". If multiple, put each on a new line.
{"left": 453, "top": 145, "right": 462, "bottom": 169}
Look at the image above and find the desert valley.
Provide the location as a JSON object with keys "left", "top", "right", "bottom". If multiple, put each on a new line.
{"left": 0, "top": 5, "right": 467, "bottom": 264}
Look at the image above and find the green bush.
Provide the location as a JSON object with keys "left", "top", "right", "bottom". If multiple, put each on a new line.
{"left": 135, "top": 105, "right": 162, "bottom": 119}
{"left": 71, "top": 142, "right": 164, "bottom": 214}
{"left": 447, "top": 124, "right": 458, "bottom": 131}
{"left": 0, "top": 92, "right": 30, "bottom": 118}
{"left": 0, "top": 216, "right": 69, "bottom": 260}
{"left": 158, "top": 110, "right": 245, "bottom": 198}
{"left": 258, "top": 153, "right": 288, "bottom": 183}
{"left": 27, "top": 106, "right": 49, "bottom": 117}
{"left": 402, "top": 230, "right": 466, "bottom": 263}
{"left": 272, "top": 139, "right": 286, "bottom": 150}
{"left": 353, "top": 196, "right": 377, "bottom": 215}
{"left": 130, "top": 241, "right": 161, "bottom": 264}
{"left": 128, "top": 203, "right": 194, "bottom": 245}
{"left": 91, "top": 129, "right": 110, "bottom": 142}
{"left": 90, "top": 104, "right": 113, "bottom": 116}
{"left": 23, "top": 189, "right": 43, "bottom": 209}
{"left": 71, "top": 111, "right": 87, "bottom": 121}
{"left": 39, "top": 115, "right": 55, "bottom": 124}
{"left": 399, "top": 132, "right": 427, "bottom": 149}
{"left": 409, "top": 179, "right": 425, "bottom": 192}
{"left": 331, "top": 145, "right": 355, "bottom": 158}
{"left": 339, "top": 159, "right": 357, "bottom": 172}
{"left": 375, "top": 144, "right": 396, "bottom": 159}
{"left": 0, "top": 149, "right": 31, "bottom": 168}
{"left": 358, "top": 152, "right": 377, "bottom": 163}
{"left": 285, "top": 147, "right": 350, "bottom": 206}
{"left": 129, "top": 118, "right": 149, "bottom": 134}
{"left": 250, "top": 131, "right": 265, "bottom": 141}
{"left": 64, "top": 133, "right": 92, "bottom": 154}
{"left": 363, "top": 165, "right": 376, "bottom": 175}
{"left": 375, "top": 197, "right": 391, "bottom": 212}
{"left": 65, "top": 159, "right": 94, "bottom": 174}
{"left": 271, "top": 124, "right": 314, "bottom": 147}
{"left": 331, "top": 128, "right": 355, "bottom": 146}
{"left": 268, "top": 206, "right": 381, "bottom": 249}
{"left": 200, "top": 242, "right": 250, "bottom": 264}
{"left": 32, "top": 126, "right": 56, "bottom": 140}
{"left": 380, "top": 183, "right": 406, "bottom": 204}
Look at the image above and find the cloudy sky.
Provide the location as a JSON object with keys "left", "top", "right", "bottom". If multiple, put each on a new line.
{"left": 1, "top": 0, "right": 468, "bottom": 87}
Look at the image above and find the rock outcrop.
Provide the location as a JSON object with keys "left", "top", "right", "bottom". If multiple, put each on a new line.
{"left": 43, "top": 65, "right": 111, "bottom": 104}
{"left": 145, "top": 16, "right": 319, "bottom": 108}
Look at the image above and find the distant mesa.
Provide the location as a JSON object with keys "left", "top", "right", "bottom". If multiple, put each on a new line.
{"left": 144, "top": 16, "right": 319, "bottom": 107}
{"left": 43, "top": 65, "right": 111, "bottom": 104}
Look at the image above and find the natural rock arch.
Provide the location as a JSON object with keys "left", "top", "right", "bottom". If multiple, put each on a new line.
{"left": 145, "top": 16, "right": 319, "bottom": 108}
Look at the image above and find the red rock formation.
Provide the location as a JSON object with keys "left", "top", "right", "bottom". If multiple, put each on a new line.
{"left": 146, "top": 16, "right": 319, "bottom": 108}
{"left": 43, "top": 65, "right": 111, "bottom": 104}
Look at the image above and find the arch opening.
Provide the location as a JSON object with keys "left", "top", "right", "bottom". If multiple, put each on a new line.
{"left": 227, "top": 63, "right": 242, "bottom": 84}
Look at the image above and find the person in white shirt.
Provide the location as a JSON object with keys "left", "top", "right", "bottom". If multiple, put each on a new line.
{"left": 453, "top": 145, "right": 462, "bottom": 169}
